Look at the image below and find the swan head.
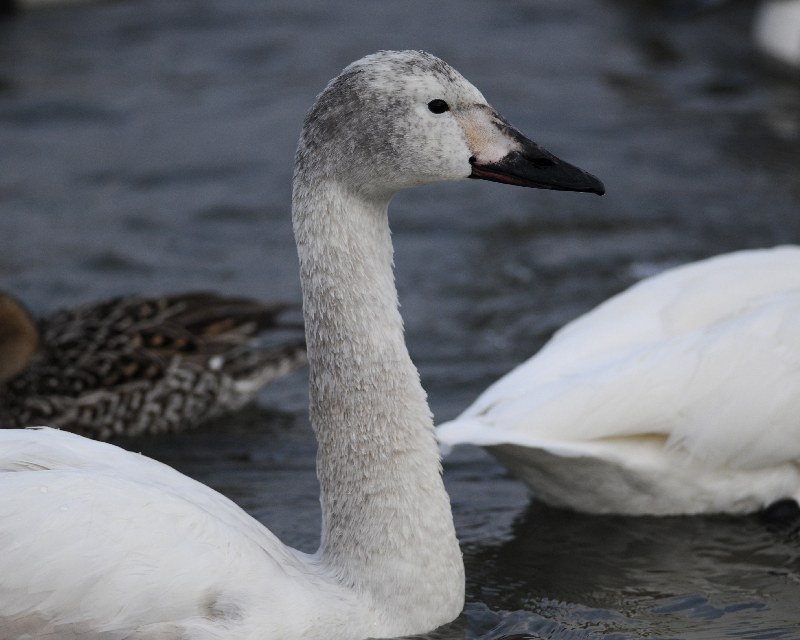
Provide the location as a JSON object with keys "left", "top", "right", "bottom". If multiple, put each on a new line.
{"left": 296, "top": 50, "right": 604, "bottom": 198}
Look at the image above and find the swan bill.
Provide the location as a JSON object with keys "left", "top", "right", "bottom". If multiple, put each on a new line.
{"left": 469, "top": 134, "right": 605, "bottom": 195}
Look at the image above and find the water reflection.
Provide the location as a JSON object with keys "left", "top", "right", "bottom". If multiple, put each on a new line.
{"left": 462, "top": 500, "right": 800, "bottom": 638}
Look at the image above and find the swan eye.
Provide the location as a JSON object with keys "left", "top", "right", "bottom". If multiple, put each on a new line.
{"left": 427, "top": 99, "right": 450, "bottom": 114}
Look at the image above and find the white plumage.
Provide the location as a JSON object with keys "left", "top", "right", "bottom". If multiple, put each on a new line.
{"left": 438, "top": 246, "right": 800, "bottom": 515}
{"left": 0, "top": 427, "right": 331, "bottom": 638}
{"left": 0, "top": 50, "right": 602, "bottom": 639}
{"left": 754, "top": 0, "right": 800, "bottom": 69}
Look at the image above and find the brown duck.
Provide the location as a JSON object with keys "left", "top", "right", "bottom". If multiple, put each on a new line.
{"left": 0, "top": 291, "right": 306, "bottom": 439}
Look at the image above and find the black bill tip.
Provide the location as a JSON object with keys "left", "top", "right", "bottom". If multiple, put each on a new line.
{"left": 470, "top": 150, "right": 605, "bottom": 195}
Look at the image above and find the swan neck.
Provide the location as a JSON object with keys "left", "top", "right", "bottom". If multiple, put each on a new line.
{"left": 292, "top": 173, "right": 463, "bottom": 629}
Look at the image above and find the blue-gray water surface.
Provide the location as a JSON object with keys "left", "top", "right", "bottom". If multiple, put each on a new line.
{"left": 1, "top": 1, "right": 799, "bottom": 638}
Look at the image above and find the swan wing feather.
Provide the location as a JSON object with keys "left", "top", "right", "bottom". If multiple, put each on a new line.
{"left": 0, "top": 428, "right": 325, "bottom": 636}
{"left": 439, "top": 248, "right": 800, "bottom": 470}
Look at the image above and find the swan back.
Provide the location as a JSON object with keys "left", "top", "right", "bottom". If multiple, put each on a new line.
{"left": 544, "top": 246, "right": 800, "bottom": 371}
{"left": 439, "top": 247, "right": 800, "bottom": 471}
{"left": 0, "top": 428, "right": 350, "bottom": 639}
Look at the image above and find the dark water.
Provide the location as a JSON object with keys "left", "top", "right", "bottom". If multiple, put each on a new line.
{"left": 2, "top": 1, "right": 800, "bottom": 638}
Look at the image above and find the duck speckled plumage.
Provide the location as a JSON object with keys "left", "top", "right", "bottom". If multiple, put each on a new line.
{"left": 0, "top": 291, "right": 306, "bottom": 439}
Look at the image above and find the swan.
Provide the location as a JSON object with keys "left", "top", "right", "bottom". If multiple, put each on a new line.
{"left": 754, "top": 0, "right": 800, "bottom": 69}
{"left": 0, "top": 51, "right": 603, "bottom": 639}
{"left": 0, "top": 291, "right": 306, "bottom": 438}
{"left": 437, "top": 246, "right": 800, "bottom": 516}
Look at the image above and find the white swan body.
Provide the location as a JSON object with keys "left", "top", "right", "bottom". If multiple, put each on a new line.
{"left": 0, "top": 51, "right": 602, "bottom": 639}
{"left": 754, "top": 0, "right": 800, "bottom": 69}
{"left": 0, "top": 428, "right": 351, "bottom": 639}
{"left": 438, "top": 246, "right": 800, "bottom": 515}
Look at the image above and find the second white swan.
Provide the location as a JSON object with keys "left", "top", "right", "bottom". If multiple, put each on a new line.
{"left": 438, "top": 246, "right": 800, "bottom": 516}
